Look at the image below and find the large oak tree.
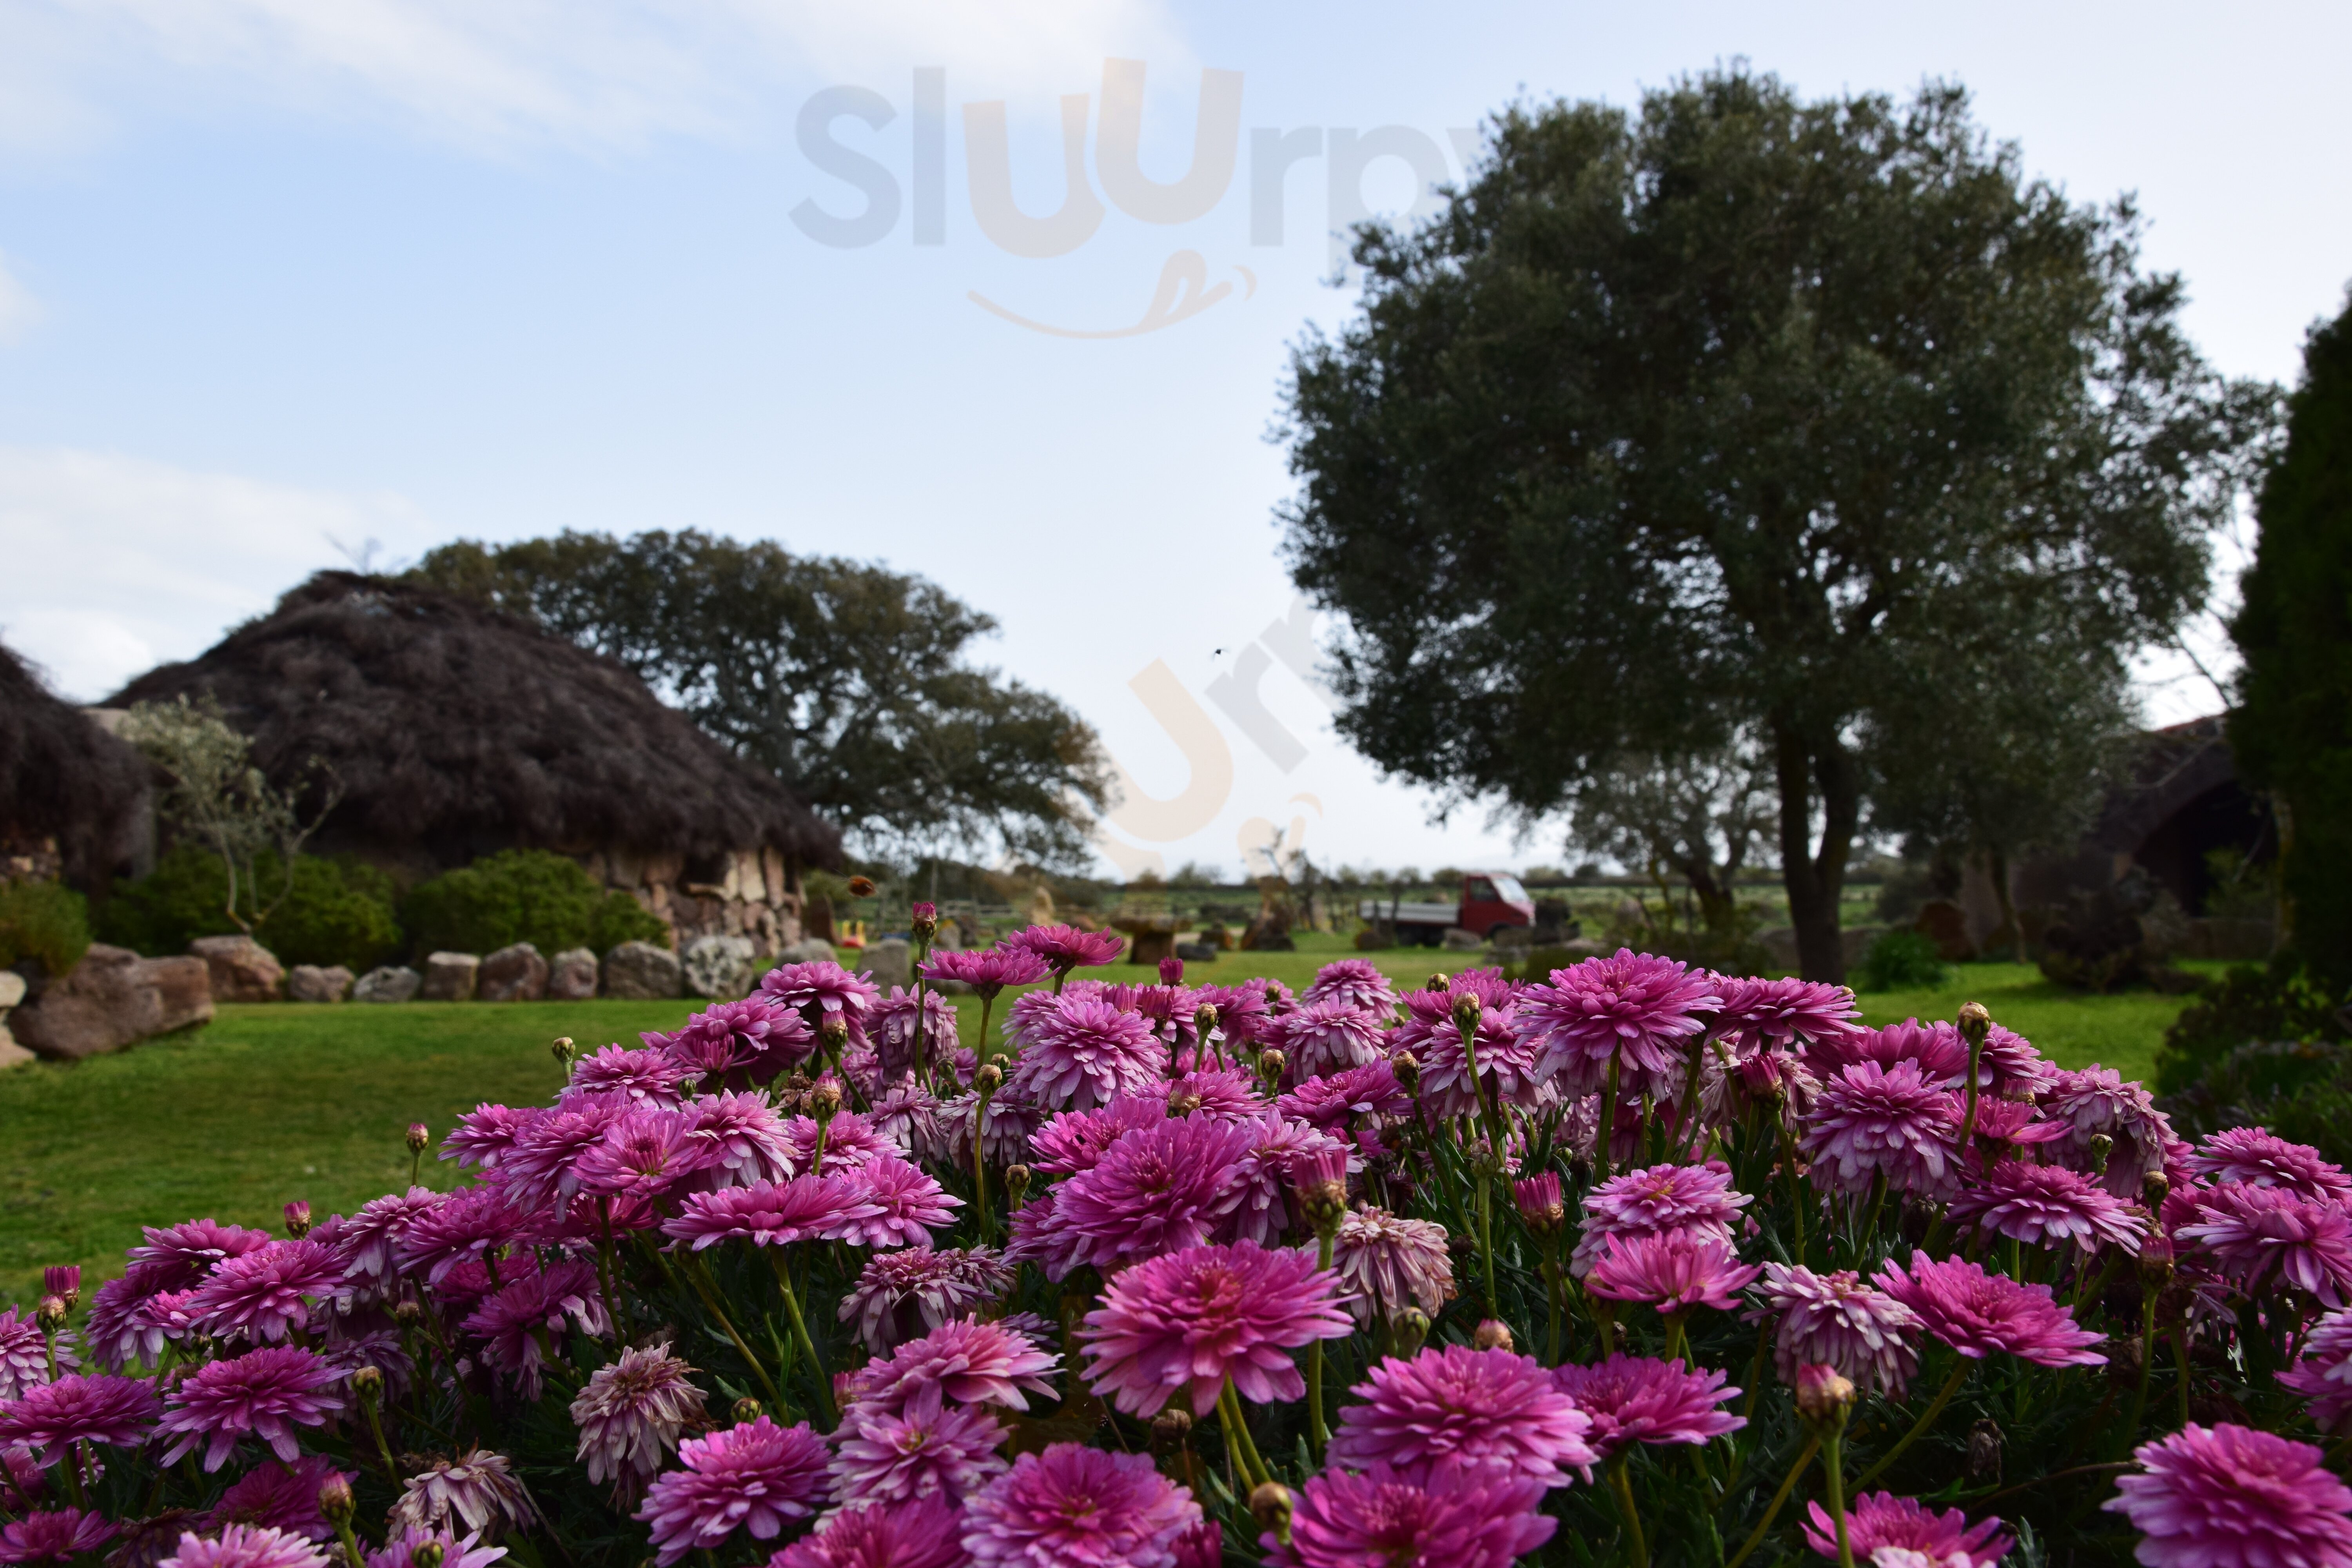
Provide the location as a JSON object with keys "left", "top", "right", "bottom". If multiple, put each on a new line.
{"left": 1276, "top": 68, "right": 2271, "bottom": 979}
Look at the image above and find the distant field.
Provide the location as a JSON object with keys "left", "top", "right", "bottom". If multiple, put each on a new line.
{"left": 0, "top": 947, "right": 2204, "bottom": 1307}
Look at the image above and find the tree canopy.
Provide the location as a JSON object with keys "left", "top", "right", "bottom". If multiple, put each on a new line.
{"left": 409, "top": 532, "right": 1111, "bottom": 869}
{"left": 1276, "top": 66, "right": 2273, "bottom": 978}
{"left": 2231, "top": 292, "right": 2352, "bottom": 988}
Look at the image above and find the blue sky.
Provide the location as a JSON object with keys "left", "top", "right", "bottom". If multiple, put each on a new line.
{"left": 1, "top": 0, "right": 2344, "bottom": 879}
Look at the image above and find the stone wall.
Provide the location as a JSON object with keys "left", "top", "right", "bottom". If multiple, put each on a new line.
{"left": 576, "top": 845, "right": 804, "bottom": 961}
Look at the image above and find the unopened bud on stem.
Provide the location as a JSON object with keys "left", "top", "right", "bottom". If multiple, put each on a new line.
{"left": 974, "top": 1062, "right": 1003, "bottom": 1095}
{"left": 1794, "top": 1363, "right": 1856, "bottom": 1425}
{"left": 1250, "top": 1481, "right": 1294, "bottom": 1546}
{"left": 731, "top": 1397, "right": 763, "bottom": 1425}
{"left": 1005, "top": 1165, "right": 1032, "bottom": 1203}
{"left": 405, "top": 1123, "right": 430, "bottom": 1155}
{"left": 1956, "top": 1002, "right": 1991, "bottom": 1049}
{"left": 352, "top": 1365, "right": 385, "bottom": 1402}
{"left": 1472, "top": 1319, "right": 1514, "bottom": 1353}
{"left": 35, "top": 1296, "right": 66, "bottom": 1334}
{"left": 550, "top": 1036, "right": 575, "bottom": 1068}
{"left": 284, "top": 1199, "right": 312, "bottom": 1238}
{"left": 1451, "top": 992, "right": 1483, "bottom": 1033}
{"left": 318, "top": 1473, "right": 356, "bottom": 1526}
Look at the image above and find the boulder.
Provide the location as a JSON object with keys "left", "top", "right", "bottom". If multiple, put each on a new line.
{"left": 353, "top": 965, "right": 422, "bottom": 1004}
{"left": 1440, "top": 927, "right": 1484, "bottom": 952}
{"left": 857, "top": 938, "right": 911, "bottom": 993}
{"left": 478, "top": 943, "right": 550, "bottom": 1003}
{"left": 777, "top": 938, "right": 837, "bottom": 966}
{"left": 1174, "top": 941, "right": 1220, "bottom": 964}
{"left": 190, "top": 935, "right": 286, "bottom": 1002}
{"left": 548, "top": 947, "right": 601, "bottom": 1000}
{"left": 0, "top": 970, "right": 29, "bottom": 1070}
{"left": 683, "top": 934, "right": 759, "bottom": 1000}
{"left": 421, "top": 952, "right": 481, "bottom": 1002}
{"left": 287, "top": 965, "right": 355, "bottom": 1004}
{"left": 1913, "top": 900, "right": 1978, "bottom": 962}
{"left": 11, "top": 944, "right": 214, "bottom": 1061}
{"left": 603, "top": 941, "right": 683, "bottom": 1000}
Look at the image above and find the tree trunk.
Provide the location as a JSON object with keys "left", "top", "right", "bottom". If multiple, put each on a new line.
{"left": 1773, "top": 720, "right": 1863, "bottom": 983}
{"left": 1988, "top": 847, "right": 2027, "bottom": 965}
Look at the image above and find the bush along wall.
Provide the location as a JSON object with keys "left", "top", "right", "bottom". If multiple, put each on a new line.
{"left": 398, "top": 848, "right": 671, "bottom": 960}
{"left": 0, "top": 878, "right": 92, "bottom": 978}
{"left": 96, "top": 844, "right": 403, "bottom": 973}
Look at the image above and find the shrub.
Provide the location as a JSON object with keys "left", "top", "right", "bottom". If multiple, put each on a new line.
{"left": 400, "top": 848, "right": 669, "bottom": 958}
{"left": 0, "top": 878, "right": 91, "bottom": 976}
{"left": 1858, "top": 927, "right": 1947, "bottom": 990}
{"left": 97, "top": 844, "right": 403, "bottom": 971}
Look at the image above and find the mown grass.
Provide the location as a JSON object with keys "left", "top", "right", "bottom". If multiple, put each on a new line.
{"left": 0, "top": 948, "right": 2204, "bottom": 1307}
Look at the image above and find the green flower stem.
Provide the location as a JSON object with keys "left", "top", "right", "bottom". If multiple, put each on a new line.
{"left": 1475, "top": 1162, "right": 1497, "bottom": 1316}
{"left": 358, "top": 1390, "right": 401, "bottom": 1481}
{"left": 1217, "top": 1377, "right": 1272, "bottom": 1491}
{"left": 1608, "top": 1455, "right": 1649, "bottom": 1566}
{"left": 1661, "top": 1313, "right": 1689, "bottom": 1367}
{"left": 1824, "top": 1426, "right": 1856, "bottom": 1568}
{"left": 1724, "top": 1434, "right": 1820, "bottom": 1568}
{"left": 1597, "top": 1054, "right": 1621, "bottom": 1183}
{"left": 2117, "top": 1293, "right": 2158, "bottom": 1457}
{"left": 768, "top": 1249, "right": 836, "bottom": 1430}
{"left": 1778, "top": 1119, "right": 1808, "bottom": 1261}
{"left": 1543, "top": 1250, "right": 1566, "bottom": 1366}
{"left": 1853, "top": 1174, "right": 1889, "bottom": 1265}
{"left": 973, "top": 1086, "right": 995, "bottom": 1239}
{"left": 596, "top": 1199, "right": 626, "bottom": 1341}
{"left": 1307, "top": 1231, "right": 1336, "bottom": 1457}
{"left": 685, "top": 1253, "right": 783, "bottom": 1410}
{"left": 2172, "top": 1325, "right": 2194, "bottom": 1425}
{"left": 1853, "top": 1358, "right": 1967, "bottom": 1491}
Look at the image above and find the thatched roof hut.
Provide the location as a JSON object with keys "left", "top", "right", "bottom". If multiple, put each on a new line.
{"left": 0, "top": 641, "right": 151, "bottom": 889}
{"left": 111, "top": 573, "right": 840, "bottom": 950}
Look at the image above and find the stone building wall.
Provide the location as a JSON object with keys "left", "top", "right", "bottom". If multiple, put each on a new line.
{"left": 576, "top": 845, "right": 804, "bottom": 959}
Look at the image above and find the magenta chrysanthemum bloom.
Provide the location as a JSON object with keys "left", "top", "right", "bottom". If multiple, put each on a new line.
{"left": 838, "top": 1247, "right": 1013, "bottom": 1356}
{"left": 1328, "top": 1344, "right": 1597, "bottom": 1485}
{"left": 442, "top": 1105, "right": 537, "bottom": 1173}
{"left": 962, "top": 1445, "right": 1200, "bottom": 1568}
{"left": 1191, "top": 982, "right": 1281, "bottom": 1049}
{"left": 2044, "top": 1066, "right": 2181, "bottom": 1201}
{"left": 781, "top": 1111, "right": 892, "bottom": 1177}
{"left": 663, "top": 1175, "right": 882, "bottom": 1252}
{"left": 1963, "top": 1097, "right": 2069, "bottom": 1154}
{"left": 1799, "top": 1060, "right": 1962, "bottom": 1198}
{"left": 394, "top": 1185, "right": 532, "bottom": 1286}
{"left": 920, "top": 947, "right": 1051, "bottom": 1001}
{"left": 766, "top": 1496, "right": 964, "bottom": 1568}
{"left": 871, "top": 985, "right": 960, "bottom": 1080}
{"left": 1751, "top": 1262, "right": 1921, "bottom": 1397}
{"left": 388, "top": 1449, "right": 538, "bottom": 1540}
{"left": 675, "top": 1092, "right": 795, "bottom": 1192}
{"left": 1028, "top": 1099, "right": 1166, "bottom": 1176}
{"left": 1078, "top": 1240, "right": 1349, "bottom": 1417}
{"left": 0, "top": 1373, "right": 160, "bottom": 1461}
{"left": 81, "top": 1267, "right": 192, "bottom": 1370}
{"left": 1278, "top": 1060, "right": 1409, "bottom": 1129}
{"left": 2286, "top": 1308, "right": 2352, "bottom": 1435}
{"left": 184, "top": 1239, "right": 343, "bottom": 1344}
{"left": 634, "top": 1415, "right": 829, "bottom": 1565}
{"left": 565, "top": 1044, "right": 690, "bottom": 1107}
{"left": 833, "top": 1154, "right": 960, "bottom": 1248}
{"left": 1571, "top": 1161, "right": 1752, "bottom": 1276}
{"left": 1519, "top": 949, "right": 1721, "bottom": 1098}
{"left": 830, "top": 1383, "right": 1007, "bottom": 1510}
{"left": 1045, "top": 1113, "right": 1254, "bottom": 1276}
{"left": 129, "top": 1218, "right": 274, "bottom": 1290}
{"left": 501, "top": 1099, "right": 627, "bottom": 1214}
{"left": 462, "top": 1259, "right": 610, "bottom": 1399}
{"left": 0, "top": 1309, "right": 67, "bottom": 1402}
{"left": 1550, "top": 1354, "right": 1744, "bottom": 1459}
{"left": 1332, "top": 1208, "right": 1456, "bottom": 1325}
{"left": 1272, "top": 999, "right": 1388, "bottom": 1082}
{"left": 331, "top": 1186, "right": 448, "bottom": 1286}
{"left": 575, "top": 1109, "right": 715, "bottom": 1205}
{"left": 1976, "top": 1024, "right": 2058, "bottom": 1100}
{"left": 157, "top": 1345, "right": 344, "bottom": 1470}
{"left": 1265, "top": 1461, "right": 1556, "bottom": 1568}
{"left": 360, "top": 1526, "right": 504, "bottom": 1568}
{"left": 1946, "top": 1160, "right": 2146, "bottom": 1253}
{"left": 853, "top": 1317, "right": 1060, "bottom": 1416}
{"left": 1586, "top": 1230, "right": 1763, "bottom": 1315}
{"left": 1223, "top": 1111, "right": 1351, "bottom": 1249}
{"left": 1417, "top": 1000, "right": 1550, "bottom": 1115}
{"left": 570, "top": 1343, "right": 708, "bottom": 1490}
{"left": 758, "top": 961, "right": 884, "bottom": 1046}
{"left": 1804, "top": 1492, "right": 2012, "bottom": 1568}
{"left": 207, "top": 1454, "right": 353, "bottom": 1540}
{"left": 1302, "top": 958, "right": 1397, "bottom": 1015}
{"left": 1873, "top": 1253, "right": 2106, "bottom": 1367}
{"left": 661, "top": 997, "right": 816, "bottom": 1085}
{"left": 1003, "top": 923, "right": 1127, "bottom": 974}
{"left": 2176, "top": 1183, "right": 2352, "bottom": 1307}
{"left": 2105, "top": 1423, "right": 2352, "bottom": 1568}
{"left": 2191, "top": 1127, "right": 2352, "bottom": 1204}
{"left": 0, "top": 1508, "right": 120, "bottom": 1566}
{"left": 1005, "top": 997, "right": 1169, "bottom": 1111}
{"left": 1813, "top": 1017, "right": 1971, "bottom": 1086}
{"left": 1152, "top": 1067, "right": 1267, "bottom": 1120}
{"left": 159, "top": 1524, "right": 330, "bottom": 1568}
{"left": 869, "top": 1083, "right": 950, "bottom": 1163}
{"left": 1711, "top": 976, "right": 1863, "bottom": 1054}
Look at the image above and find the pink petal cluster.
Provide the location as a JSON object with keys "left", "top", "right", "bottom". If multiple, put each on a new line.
{"left": 1273, "top": 999, "right": 1389, "bottom": 1081}
{"left": 2191, "top": 1127, "right": 2352, "bottom": 1204}
{"left": 1328, "top": 1344, "right": 1597, "bottom": 1485}
{"left": 159, "top": 1524, "right": 330, "bottom": 1568}
{"left": 1873, "top": 1254, "right": 2106, "bottom": 1367}
{"left": 1799, "top": 1060, "right": 1962, "bottom": 1198}
{"left": 1551, "top": 1354, "right": 1745, "bottom": 1458}
{"left": 2283, "top": 1307, "right": 2352, "bottom": 1435}
{"left": 766, "top": 1497, "right": 964, "bottom": 1568}
{"left": 851, "top": 1316, "right": 1060, "bottom": 1416}
{"left": 1804, "top": 1492, "right": 2013, "bottom": 1568}
{"left": 833, "top": 1154, "right": 960, "bottom": 1247}
{"left": 1518, "top": 949, "right": 1721, "bottom": 1098}
{"left": 838, "top": 1248, "right": 1011, "bottom": 1356}
{"left": 0, "top": 1508, "right": 120, "bottom": 1566}
{"left": 829, "top": 1383, "right": 1006, "bottom": 1510}
{"left": 1572, "top": 1161, "right": 1751, "bottom": 1276}
{"left": 1752, "top": 1263, "right": 1921, "bottom": 1397}
{"left": 663, "top": 1175, "right": 881, "bottom": 1251}
{"left": 1946, "top": 1160, "right": 2147, "bottom": 1253}
{"left": 2104, "top": 1423, "right": 2352, "bottom": 1568}
{"left": 1330, "top": 1208, "right": 1457, "bottom": 1325}
{"left": 1002, "top": 923, "right": 1126, "bottom": 972}
{"left": 758, "top": 962, "right": 883, "bottom": 1045}
{"left": 1079, "top": 1240, "right": 1350, "bottom": 1417}
{"left": 1301, "top": 958, "right": 1397, "bottom": 1014}
{"left": 569, "top": 1343, "right": 708, "bottom": 1489}
{"left": 1002, "top": 996, "right": 1168, "bottom": 1111}
{"left": 2175, "top": 1183, "right": 2352, "bottom": 1307}
{"left": 635, "top": 1416, "right": 829, "bottom": 1565}
{"left": 1585, "top": 1230, "right": 1762, "bottom": 1315}
{"left": 157, "top": 1346, "right": 345, "bottom": 1471}
{"left": 2043, "top": 1066, "right": 2182, "bottom": 1201}
{"left": 918, "top": 947, "right": 1051, "bottom": 999}
{"left": 1044, "top": 1113, "right": 1254, "bottom": 1276}
{"left": 0, "top": 1373, "right": 163, "bottom": 1461}
{"left": 1264, "top": 1462, "right": 1556, "bottom": 1568}
{"left": 960, "top": 1445, "right": 1199, "bottom": 1568}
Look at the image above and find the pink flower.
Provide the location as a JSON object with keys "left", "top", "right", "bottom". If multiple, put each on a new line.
{"left": 1751, "top": 1263, "right": 1920, "bottom": 1397}
{"left": 2043, "top": 1066, "right": 2181, "bottom": 1201}
{"left": 2191, "top": 1127, "right": 2352, "bottom": 1204}
{"left": 870, "top": 985, "right": 959, "bottom": 1080}
{"left": 635, "top": 1416, "right": 828, "bottom": 1565}
{"left": 502, "top": 1101, "right": 627, "bottom": 1214}
{"left": 1585, "top": 1230, "right": 1763, "bottom": 1315}
{"left": 0, "top": 1372, "right": 160, "bottom": 1462}
{"left": 1151, "top": 1067, "right": 1268, "bottom": 1120}
{"left": 1004, "top": 997, "right": 1169, "bottom": 1111}
{"left": 657, "top": 998, "right": 815, "bottom": 1085}
{"left": 919, "top": 947, "right": 1050, "bottom": 1000}
{"left": 765, "top": 1497, "right": 964, "bottom": 1568}
{"left": 2176, "top": 1183, "right": 2352, "bottom": 1306}
{"left": 1977, "top": 1024, "right": 2058, "bottom": 1100}
{"left": 575, "top": 1110, "right": 715, "bottom": 1204}
{"left": 1044, "top": 1113, "right": 1254, "bottom": 1276}
{"left": 1328, "top": 1344, "right": 1597, "bottom": 1485}
{"left": 1301, "top": 958, "right": 1397, "bottom": 1015}
{"left": 1078, "top": 1240, "right": 1350, "bottom": 1417}
{"left": 361, "top": 1526, "right": 505, "bottom": 1568}
{"left": 1799, "top": 1060, "right": 1962, "bottom": 1198}
{"left": 1518, "top": 949, "right": 1721, "bottom": 1098}
{"left": 1264, "top": 1461, "right": 1556, "bottom": 1568}
{"left": 1417, "top": 1000, "right": 1550, "bottom": 1115}
{"left": 393, "top": 1186, "right": 532, "bottom": 1286}
{"left": 81, "top": 1269, "right": 192, "bottom": 1370}
{"left": 1223, "top": 1111, "right": 1352, "bottom": 1249}
{"left": 0, "top": 1510, "right": 120, "bottom": 1566}
{"left": 564, "top": 1045, "right": 690, "bottom": 1107}
{"left": 1814, "top": 1018, "right": 1971, "bottom": 1086}
{"left": 570, "top": 1343, "right": 707, "bottom": 1490}
{"left": 206, "top": 1455, "right": 354, "bottom": 1540}
{"left": 1550, "top": 1354, "right": 1744, "bottom": 1459}
{"left": 832, "top": 1154, "right": 960, "bottom": 1247}
{"left": 1027, "top": 1099, "right": 1167, "bottom": 1176}
{"left": 851, "top": 1317, "right": 1060, "bottom": 1416}
{"left": 461, "top": 1259, "right": 610, "bottom": 1399}
{"left": 1710, "top": 976, "right": 1863, "bottom": 1054}
{"left": 128, "top": 1218, "right": 276, "bottom": 1289}
{"left": 1331, "top": 1208, "right": 1456, "bottom": 1325}
{"left": 442, "top": 1105, "right": 535, "bottom": 1174}
{"left": 1804, "top": 1492, "right": 2012, "bottom": 1568}
{"left": 1278, "top": 1060, "right": 1409, "bottom": 1129}
{"left": 662, "top": 1175, "right": 882, "bottom": 1251}
{"left": 1272, "top": 999, "right": 1389, "bottom": 1082}
{"left": 185, "top": 1240, "right": 343, "bottom": 1344}
{"left": 1873, "top": 1253, "right": 2106, "bottom": 1367}
{"left": 758, "top": 962, "right": 884, "bottom": 1047}
{"left": 0, "top": 1311, "right": 65, "bottom": 1403}
{"left": 829, "top": 1383, "right": 1006, "bottom": 1509}
{"left": 838, "top": 1248, "right": 1012, "bottom": 1357}
{"left": 683, "top": 1092, "right": 797, "bottom": 1190}
{"left": 331, "top": 1187, "right": 450, "bottom": 1285}
{"left": 2106, "top": 1423, "right": 2352, "bottom": 1568}
{"left": 961, "top": 1445, "right": 1200, "bottom": 1568}
{"left": 781, "top": 1111, "right": 892, "bottom": 1177}
{"left": 2285, "top": 1308, "right": 2352, "bottom": 1436}
{"left": 1571, "top": 1161, "right": 1752, "bottom": 1276}
{"left": 387, "top": 1450, "right": 537, "bottom": 1540}
{"left": 1946, "top": 1159, "right": 2147, "bottom": 1253}
{"left": 160, "top": 1524, "right": 330, "bottom": 1568}
{"left": 1002, "top": 924, "right": 1126, "bottom": 974}
{"left": 158, "top": 1346, "right": 344, "bottom": 1471}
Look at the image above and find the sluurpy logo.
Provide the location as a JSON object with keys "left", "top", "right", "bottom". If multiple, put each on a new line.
{"left": 789, "top": 61, "right": 1474, "bottom": 337}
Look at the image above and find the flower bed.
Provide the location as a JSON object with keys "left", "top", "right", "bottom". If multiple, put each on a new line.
{"left": 1, "top": 931, "right": 2346, "bottom": 1568}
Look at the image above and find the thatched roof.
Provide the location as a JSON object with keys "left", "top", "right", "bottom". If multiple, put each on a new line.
{"left": 110, "top": 573, "right": 840, "bottom": 874}
{"left": 0, "top": 641, "right": 151, "bottom": 887}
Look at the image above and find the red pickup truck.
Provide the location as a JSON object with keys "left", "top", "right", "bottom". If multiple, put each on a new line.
{"left": 1359, "top": 872, "right": 1537, "bottom": 947}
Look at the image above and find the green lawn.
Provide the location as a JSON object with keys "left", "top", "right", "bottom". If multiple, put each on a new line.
{"left": 0, "top": 948, "right": 2203, "bottom": 1308}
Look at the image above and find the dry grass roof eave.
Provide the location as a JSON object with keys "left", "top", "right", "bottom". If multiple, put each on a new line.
{"left": 0, "top": 640, "right": 151, "bottom": 886}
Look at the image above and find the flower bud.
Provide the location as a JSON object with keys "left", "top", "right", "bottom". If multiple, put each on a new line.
{"left": 1005, "top": 1165, "right": 1033, "bottom": 1202}
{"left": 1256, "top": 1049, "right": 1285, "bottom": 1084}
{"left": 1149, "top": 1406, "right": 1193, "bottom": 1452}
{"left": 1160, "top": 956, "right": 1184, "bottom": 985}
{"left": 1450, "top": 992, "right": 1483, "bottom": 1033}
{"left": 1472, "top": 1319, "right": 1514, "bottom": 1353}
{"left": 1425, "top": 973, "right": 1450, "bottom": 996}
{"left": 410, "top": 1542, "right": 445, "bottom": 1568}
{"left": 405, "top": 1123, "right": 430, "bottom": 1155}
{"left": 36, "top": 1296, "right": 67, "bottom": 1334}
{"left": 1169, "top": 1093, "right": 1203, "bottom": 1116}
{"left": 284, "top": 1200, "right": 313, "bottom": 1238}
{"left": 1249, "top": 1481, "right": 1294, "bottom": 1546}
{"left": 732, "top": 1397, "right": 764, "bottom": 1425}
{"left": 319, "top": 1473, "right": 356, "bottom": 1526}
{"left": 1263, "top": 985, "right": 1284, "bottom": 1010}
{"left": 1964, "top": 1417, "right": 2004, "bottom": 1484}
{"left": 2137, "top": 1237, "right": 2176, "bottom": 1292}
{"left": 551, "top": 1036, "right": 575, "bottom": 1068}
{"left": 2088, "top": 1133, "right": 2113, "bottom": 1178}
{"left": 2142, "top": 1171, "right": 2170, "bottom": 1210}
{"left": 974, "top": 1062, "right": 1004, "bottom": 1095}
{"left": 1514, "top": 1172, "right": 1566, "bottom": 1232}
{"left": 1794, "top": 1363, "right": 1855, "bottom": 1424}
{"left": 1194, "top": 1004, "right": 1218, "bottom": 1039}
{"left": 1392, "top": 1307, "right": 1430, "bottom": 1357}
{"left": 352, "top": 1365, "right": 385, "bottom": 1402}
{"left": 847, "top": 876, "right": 877, "bottom": 898}
{"left": 819, "top": 1014, "right": 849, "bottom": 1049}
{"left": 41, "top": 1266, "right": 78, "bottom": 1309}
{"left": 1390, "top": 1051, "right": 1419, "bottom": 1095}
{"left": 391, "top": 1299, "right": 424, "bottom": 1326}
{"left": 911, "top": 903, "right": 938, "bottom": 942}
{"left": 1956, "top": 1001, "right": 1991, "bottom": 1049}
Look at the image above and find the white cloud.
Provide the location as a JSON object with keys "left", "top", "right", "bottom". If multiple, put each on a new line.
{"left": 12, "top": 0, "right": 1188, "bottom": 155}
{"left": 0, "top": 445, "right": 436, "bottom": 699}
{"left": 0, "top": 252, "right": 40, "bottom": 341}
